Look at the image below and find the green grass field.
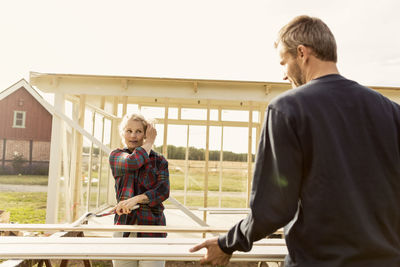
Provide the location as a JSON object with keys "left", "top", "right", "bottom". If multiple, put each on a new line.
{"left": 170, "top": 195, "right": 247, "bottom": 208}
{"left": 0, "top": 175, "right": 48, "bottom": 186}
{"left": 0, "top": 192, "right": 47, "bottom": 224}
{"left": 169, "top": 169, "right": 248, "bottom": 192}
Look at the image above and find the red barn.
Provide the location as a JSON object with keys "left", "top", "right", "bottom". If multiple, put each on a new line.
{"left": 0, "top": 79, "right": 52, "bottom": 174}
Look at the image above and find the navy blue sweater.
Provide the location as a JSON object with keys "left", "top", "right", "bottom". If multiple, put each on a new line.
{"left": 219, "top": 74, "right": 400, "bottom": 266}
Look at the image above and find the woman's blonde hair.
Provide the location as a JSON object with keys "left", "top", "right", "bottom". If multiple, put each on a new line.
{"left": 119, "top": 113, "right": 151, "bottom": 145}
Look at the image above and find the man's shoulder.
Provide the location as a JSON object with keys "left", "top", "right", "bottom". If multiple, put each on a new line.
{"left": 268, "top": 85, "right": 307, "bottom": 113}
{"left": 269, "top": 74, "right": 358, "bottom": 109}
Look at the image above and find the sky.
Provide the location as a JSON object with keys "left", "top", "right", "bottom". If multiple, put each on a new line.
{"left": 1, "top": 0, "right": 400, "bottom": 153}
{"left": 1, "top": 0, "right": 399, "bottom": 91}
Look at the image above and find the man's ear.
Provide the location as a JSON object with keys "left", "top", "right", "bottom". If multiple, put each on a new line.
{"left": 297, "top": 44, "right": 311, "bottom": 62}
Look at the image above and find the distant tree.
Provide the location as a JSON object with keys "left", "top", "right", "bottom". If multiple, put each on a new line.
{"left": 154, "top": 145, "right": 254, "bottom": 162}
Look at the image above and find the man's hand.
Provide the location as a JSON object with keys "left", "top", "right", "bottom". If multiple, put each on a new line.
{"left": 189, "top": 237, "right": 232, "bottom": 266}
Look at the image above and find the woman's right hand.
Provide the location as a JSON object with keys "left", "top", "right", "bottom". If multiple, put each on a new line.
{"left": 142, "top": 124, "right": 157, "bottom": 154}
{"left": 113, "top": 198, "right": 137, "bottom": 215}
{"left": 145, "top": 124, "right": 157, "bottom": 144}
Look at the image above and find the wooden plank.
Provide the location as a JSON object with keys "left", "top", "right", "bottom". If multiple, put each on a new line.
{"left": 0, "top": 224, "right": 284, "bottom": 235}
{"left": 198, "top": 208, "right": 250, "bottom": 212}
{"left": 247, "top": 105, "right": 253, "bottom": 207}
{"left": 203, "top": 104, "right": 210, "bottom": 227}
{"left": 199, "top": 207, "right": 250, "bottom": 214}
{"left": 0, "top": 224, "right": 231, "bottom": 233}
{"left": 46, "top": 92, "right": 64, "bottom": 224}
{"left": 0, "top": 237, "right": 287, "bottom": 262}
{"left": 0, "top": 237, "right": 286, "bottom": 245}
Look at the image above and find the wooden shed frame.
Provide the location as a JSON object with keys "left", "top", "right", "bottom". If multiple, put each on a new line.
{"left": 29, "top": 71, "right": 400, "bottom": 226}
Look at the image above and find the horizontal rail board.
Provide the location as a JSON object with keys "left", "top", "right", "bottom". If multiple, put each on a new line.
{"left": 0, "top": 237, "right": 287, "bottom": 262}
{"left": 0, "top": 224, "right": 283, "bottom": 235}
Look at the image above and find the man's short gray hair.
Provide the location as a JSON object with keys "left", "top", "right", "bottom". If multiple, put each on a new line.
{"left": 275, "top": 15, "right": 337, "bottom": 62}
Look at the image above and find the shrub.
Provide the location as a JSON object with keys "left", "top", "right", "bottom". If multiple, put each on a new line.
{"left": 12, "top": 152, "right": 26, "bottom": 175}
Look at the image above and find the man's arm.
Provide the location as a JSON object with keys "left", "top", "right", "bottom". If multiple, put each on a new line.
{"left": 220, "top": 107, "right": 303, "bottom": 253}
{"left": 191, "top": 106, "right": 303, "bottom": 262}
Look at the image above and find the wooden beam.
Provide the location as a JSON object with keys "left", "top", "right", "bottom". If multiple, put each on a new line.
{"left": 203, "top": 103, "right": 210, "bottom": 229}
{"left": 218, "top": 125, "right": 224, "bottom": 207}
{"left": 122, "top": 96, "right": 128, "bottom": 117}
{"left": 247, "top": 105, "right": 253, "bottom": 207}
{"left": 162, "top": 100, "right": 169, "bottom": 157}
{"left": 0, "top": 224, "right": 236, "bottom": 233}
{"left": 46, "top": 92, "right": 65, "bottom": 224}
{"left": 85, "top": 111, "right": 96, "bottom": 211}
{"left": 62, "top": 122, "right": 71, "bottom": 222}
{"left": 97, "top": 116, "right": 106, "bottom": 208}
{"left": 184, "top": 125, "right": 190, "bottom": 206}
{"left": 0, "top": 237, "right": 287, "bottom": 262}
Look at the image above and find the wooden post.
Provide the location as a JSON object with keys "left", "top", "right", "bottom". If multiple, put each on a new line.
{"left": 184, "top": 125, "right": 190, "bottom": 206}
{"left": 247, "top": 105, "right": 253, "bottom": 207}
{"left": 162, "top": 100, "right": 169, "bottom": 158}
{"left": 97, "top": 116, "right": 106, "bottom": 208}
{"left": 100, "top": 96, "right": 106, "bottom": 111}
{"left": 203, "top": 102, "right": 210, "bottom": 233}
{"left": 46, "top": 92, "right": 65, "bottom": 224}
{"left": 62, "top": 122, "right": 71, "bottom": 222}
{"left": 218, "top": 125, "right": 224, "bottom": 208}
{"left": 86, "top": 111, "right": 96, "bottom": 211}
{"left": 107, "top": 97, "right": 120, "bottom": 206}
{"left": 122, "top": 96, "right": 128, "bottom": 117}
{"left": 72, "top": 95, "right": 86, "bottom": 221}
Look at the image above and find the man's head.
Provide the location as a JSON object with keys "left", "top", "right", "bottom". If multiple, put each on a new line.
{"left": 275, "top": 15, "right": 337, "bottom": 62}
{"left": 275, "top": 15, "right": 337, "bottom": 88}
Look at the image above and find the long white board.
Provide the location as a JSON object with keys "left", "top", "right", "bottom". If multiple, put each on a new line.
{"left": 0, "top": 237, "right": 287, "bottom": 262}
{"left": 0, "top": 223, "right": 284, "bottom": 235}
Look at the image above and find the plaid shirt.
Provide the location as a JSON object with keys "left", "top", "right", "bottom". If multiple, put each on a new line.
{"left": 109, "top": 147, "right": 170, "bottom": 237}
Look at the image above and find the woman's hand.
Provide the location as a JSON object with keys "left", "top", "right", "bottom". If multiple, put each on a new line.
{"left": 142, "top": 124, "right": 157, "bottom": 154}
{"left": 113, "top": 197, "right": 138, "bottom": 215}
{"left": 113, "top": 194, "right": 149, "bottom": 215}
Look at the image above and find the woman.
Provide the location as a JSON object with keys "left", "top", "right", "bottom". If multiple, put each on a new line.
{"left": 109, "top": 113, "right": 170, "bottom": 267}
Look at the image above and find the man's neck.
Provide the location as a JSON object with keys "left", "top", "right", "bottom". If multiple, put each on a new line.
{"left": 305, "top": 58, "right": 339, "bottom": 83}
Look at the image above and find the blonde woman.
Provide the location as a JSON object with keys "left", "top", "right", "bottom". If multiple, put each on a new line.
{"left": 109, "top": 113, "right": 170, "bottom": 267}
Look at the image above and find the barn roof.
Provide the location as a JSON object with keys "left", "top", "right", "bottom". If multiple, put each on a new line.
{"left": 0, "top": 78, "right": 53, "bottom": 115}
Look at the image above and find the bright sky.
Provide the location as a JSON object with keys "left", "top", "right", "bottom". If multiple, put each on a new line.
{"left": 1, "top": 0, "right": 399, "bottom": 90}
{"left": 1, "top": 0, "right": 400, "bottom": 153}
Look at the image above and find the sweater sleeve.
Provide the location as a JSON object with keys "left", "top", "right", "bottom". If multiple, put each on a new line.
{"left": 218, "top": 107, "right": 303, "bottom": 254}
{"left": 109, "top": 147, "right": 150, "bottom": 177}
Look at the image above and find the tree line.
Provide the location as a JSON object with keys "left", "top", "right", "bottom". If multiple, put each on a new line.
{"left": 154, "top": 145, "right": 255, "bottom": 162}
{"left": 82, "top": 145, "right": 255, "bottom": 162}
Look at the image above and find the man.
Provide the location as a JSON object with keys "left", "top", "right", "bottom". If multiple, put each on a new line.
{"left": 190, "top": 15, "right": 400, "bottom": 266}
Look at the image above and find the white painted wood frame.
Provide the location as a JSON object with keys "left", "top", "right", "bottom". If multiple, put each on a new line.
{"left": 0, "top": 237, "right": 287, "bottom": 262}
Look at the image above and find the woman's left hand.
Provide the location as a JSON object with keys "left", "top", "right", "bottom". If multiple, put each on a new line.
{"left": 113, "top": 197, "right": 139, "bottom": 215}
